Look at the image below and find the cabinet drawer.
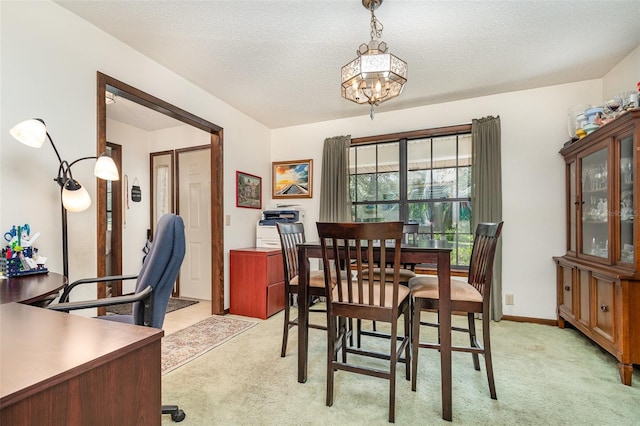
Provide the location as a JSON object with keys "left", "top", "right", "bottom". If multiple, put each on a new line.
{"left": 593, "top": 276, "right": 616, "bottom": 344}
{"left": 557, "top": 263, "right": 574, "bottom": 318}
{"left": 266, "top": 281, "right": 285, "bottom": 318}
{"left": 578, "top": 268, "right": 590, "bottom": 328}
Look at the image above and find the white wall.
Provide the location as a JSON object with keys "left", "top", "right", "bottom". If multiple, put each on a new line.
{"left": 602, "top": 45, "right": 640, "bottom": 100}
{"left": 271, "top": 80, "right": 604, "bottom": 320}
{"left": 0, "top": 1, "right": 270, "bottom": 310}
{"left": 2, "top": 1, "right": 637, "bottom": 317}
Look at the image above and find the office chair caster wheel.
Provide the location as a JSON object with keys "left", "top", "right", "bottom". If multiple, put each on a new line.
{"left": 171, "top": 409, "right": 186, "bottom": 422}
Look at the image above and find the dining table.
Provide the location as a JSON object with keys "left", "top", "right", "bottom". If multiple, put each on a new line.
{"left": 296, "top": 241, "right": 454, "bottom": 421}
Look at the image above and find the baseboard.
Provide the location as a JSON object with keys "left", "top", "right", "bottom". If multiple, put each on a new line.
{"left": 502, "top": 315, "right": 557, "bottom": 326}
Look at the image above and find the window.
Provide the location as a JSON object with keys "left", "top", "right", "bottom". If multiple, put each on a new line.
{"left": 349, "top": 126, "right": 473, "bottom": 268}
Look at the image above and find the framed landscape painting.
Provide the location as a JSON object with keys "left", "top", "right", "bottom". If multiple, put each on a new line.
{"left": 272, "top": 159, "right": 313, "bottom": 199}
{"left": 236, "top": 171, "right": 262, "bottom": 209}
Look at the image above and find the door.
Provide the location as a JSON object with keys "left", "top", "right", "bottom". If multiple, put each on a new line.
{"left": 177, "top": 147, "right": 212, "bottom": 300}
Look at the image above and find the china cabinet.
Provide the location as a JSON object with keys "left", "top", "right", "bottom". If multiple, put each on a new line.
{"left": 554, "top": 109, "right": 640, "bottom": 386}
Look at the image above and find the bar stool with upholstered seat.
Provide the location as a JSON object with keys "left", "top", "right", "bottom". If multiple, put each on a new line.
{"left": 409, "top": 221, "right": 503, "bottom": 401}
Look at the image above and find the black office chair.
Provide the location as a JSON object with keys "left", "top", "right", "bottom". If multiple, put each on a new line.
{"left": 49, "top": 214, "right": 187, "bottom": 422}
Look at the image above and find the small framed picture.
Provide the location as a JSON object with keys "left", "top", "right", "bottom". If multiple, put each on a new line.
{"left": 236, "top": 171, "right": 262, "bottom": 209}
{"left": 272, "top": 159, "right": 313, "bottom": 199}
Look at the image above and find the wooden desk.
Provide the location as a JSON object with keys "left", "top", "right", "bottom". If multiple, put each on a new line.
{"left": 0, "top": 303, "right": 163, "bottom": 425}
{"left": 297, "top": 242, "right": 454, "bottom": 421}
{"left": 0, "top": 272, "right": 67, "bottom": 305}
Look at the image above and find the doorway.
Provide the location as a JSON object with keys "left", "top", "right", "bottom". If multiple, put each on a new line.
{"left": 96, "top": 72, "right": 225, "bottom": 315}
{"left": 177, "top": 146, "right": 212, "bottom": 300}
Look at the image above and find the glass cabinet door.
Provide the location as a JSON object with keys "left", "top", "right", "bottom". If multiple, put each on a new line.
{"left": 581, "top": 147, "right": 609, "bottom": 258}
{"left": 619, "top": 135, "right": 634, "bottom": 264}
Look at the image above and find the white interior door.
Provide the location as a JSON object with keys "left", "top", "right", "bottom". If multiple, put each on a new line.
{"left": 177, "top": 148, "right": 212, "bottom": 300}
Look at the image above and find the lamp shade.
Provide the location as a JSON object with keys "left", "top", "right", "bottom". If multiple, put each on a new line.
{"left": 94, "top": 153, "right": 120, "bottom": 181}
{"left": 62, "top": 179, "right": 91, "bottom": 212}
{"left": 9, "top": 119, "right": 47, "bottom": 148}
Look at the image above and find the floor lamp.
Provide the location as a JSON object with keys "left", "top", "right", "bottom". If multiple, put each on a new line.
{"left": 10, "top": 118, "right": 119, "bottom": 279}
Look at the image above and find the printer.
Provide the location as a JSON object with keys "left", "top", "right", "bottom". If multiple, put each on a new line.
{"left": 256, "top": 207, "right": 304, "bottom": 248}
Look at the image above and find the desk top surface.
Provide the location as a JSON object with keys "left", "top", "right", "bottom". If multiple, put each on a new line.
{"left": 0, "top": 303, "right": 162, "bottom": 408}
{"left": 0, "top": 272, "right": 67, "bottom": 305}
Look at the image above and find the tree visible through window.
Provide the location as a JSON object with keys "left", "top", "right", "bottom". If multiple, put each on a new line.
{"left": 349, "top": 126, "right": 473, "bottom": 268}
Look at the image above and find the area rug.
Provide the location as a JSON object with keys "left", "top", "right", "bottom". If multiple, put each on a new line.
{"left": 161, "top": 315, "right": 257, "bottom": 375}
{"left": 106, "top": 298, "right": 198, "bottom": 315}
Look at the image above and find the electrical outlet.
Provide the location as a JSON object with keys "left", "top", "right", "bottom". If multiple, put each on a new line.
{"left": 505, "top": 294, "right": 514, "bottom": 305}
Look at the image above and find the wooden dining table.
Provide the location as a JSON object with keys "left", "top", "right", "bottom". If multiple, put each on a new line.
{"left": 296, "top": 241, "right": 454, "bottom": 421}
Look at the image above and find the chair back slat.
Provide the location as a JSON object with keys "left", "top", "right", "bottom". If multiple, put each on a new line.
{"left": 277, "top": 222, "right": 305, "bottom": 283}
{"left": 467, "top": 222, "right": 503, "bottom": 296}
{"left": 317, "top": 222, "right": 404, "bottom": 314}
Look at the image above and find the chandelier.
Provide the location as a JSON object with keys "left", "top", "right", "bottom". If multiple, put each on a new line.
{"left": 341, "top": 0, "right": 408, "bottom": 119}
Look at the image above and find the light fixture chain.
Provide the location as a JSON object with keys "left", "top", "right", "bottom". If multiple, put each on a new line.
{"left": 370, "top": 5, "right": 383, "bottom": 40}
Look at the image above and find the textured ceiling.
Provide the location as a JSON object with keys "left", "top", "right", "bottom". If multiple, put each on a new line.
{"left": 57, "top": 0, "right": 640, "bottom": 129}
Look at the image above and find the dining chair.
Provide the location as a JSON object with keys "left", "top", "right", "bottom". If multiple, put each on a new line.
{"left": 408, "top": 221, "right": 503, "bottom": 400}
{"left": 317, "top": 221, "right": 411, "bottom": 423}
{"left": 361, "top": 223, "right": 418, "bottom": 339}
{"left": 276, "top": 222, "right": 329, "bottom": 357}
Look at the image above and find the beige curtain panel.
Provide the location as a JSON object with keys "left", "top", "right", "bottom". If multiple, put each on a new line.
{"left": 471, "top": 116, "right": 503, "bottom": 320}
{"left": 319, "top": 135, "right": 351, "bottom": 222}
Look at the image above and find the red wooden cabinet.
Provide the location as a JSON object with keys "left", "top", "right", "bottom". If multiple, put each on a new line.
{"left": 230, "top": 247, "right": 285, "bottom": 319}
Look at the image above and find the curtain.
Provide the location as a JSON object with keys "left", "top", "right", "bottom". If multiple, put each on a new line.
{"left": 319, "top": 135, "right": 351, "bottom": 222}
{"left": 471, "top": 116, "right": 503, "bottom": 320}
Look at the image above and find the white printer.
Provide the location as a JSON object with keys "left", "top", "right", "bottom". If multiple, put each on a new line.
{"left": 256, "top": 207, "right": 304, "bottom": 248}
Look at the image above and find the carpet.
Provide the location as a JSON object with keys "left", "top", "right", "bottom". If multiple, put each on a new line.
{"left": 106, "top": 298, "right": 198, "bottom": 315}
{"left": 161, "top": 315, "right": 257, "bottom": 375}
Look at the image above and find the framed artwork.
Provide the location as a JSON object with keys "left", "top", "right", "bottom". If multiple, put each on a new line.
{"left": 272, "top": 159, "right": 313, "bottom": 199}
{"left": 236, "top": 171, "right": 262, "bottom": 209}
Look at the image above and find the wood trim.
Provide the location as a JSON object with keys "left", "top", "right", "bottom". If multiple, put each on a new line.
{"left": 107, "top": 142, "right": 123, "bottom": 297}
{"left": 97, "top": 72, "right": 225, "bottom": 316}
{"left": 351, "top": 123, "right": 472, "bottom": 145}
{"left": 502, "top": 315, "right": 558, "bottom": 326}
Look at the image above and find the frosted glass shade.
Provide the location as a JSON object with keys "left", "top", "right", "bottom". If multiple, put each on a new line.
{"left": 9, "top": 119, "right": 47, "bottom": 148}
{"left": 94, "top": 154, "right": 119, "bottom": 181}
{"left": 62, "top": 180, "right": 91, "bottom": 212}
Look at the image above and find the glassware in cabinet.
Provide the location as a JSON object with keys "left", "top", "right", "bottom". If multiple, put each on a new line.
{"left": 580, "top": 147, "right": 609, "bottom": 258}
{"left": 618, "top": 134, "right": 634, "bottom": 264}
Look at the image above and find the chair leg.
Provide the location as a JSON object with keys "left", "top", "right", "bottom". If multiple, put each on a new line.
{"left": 467, "top": 313, "right": 480, "bottom": 371}
{"left": 340, "top": 316, "right": 348, "bottom": 364}
{"left": 280, "top": 294, "right": 292, "bottom": 357}
{"left": 411, "top": 297, "right": 423, "bottom": 392}
{"left": 404, "top": 307, "right": 411, "bottom": 381}
{"left": 326, "top": 314, "right": 336, "bottom": 407}
{"left": 389, "top": 321, "right": 398, "bottom": 423}
{"left": 482, "top": 316, "right": 497, "bottom": 399}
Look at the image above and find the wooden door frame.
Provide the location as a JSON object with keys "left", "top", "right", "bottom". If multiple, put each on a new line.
{"left": 106, "top": 141, "right": 123, "bottom": 297}
{"left": 97, "top": 72, "right": 225, "bottom": 315}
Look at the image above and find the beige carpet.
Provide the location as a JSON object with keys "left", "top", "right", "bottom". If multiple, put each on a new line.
{"left": 161, "top": 309, "right": 640, "bottom": 425}
{"left": 162, "top": 315, "right": 257, "bottom": 375}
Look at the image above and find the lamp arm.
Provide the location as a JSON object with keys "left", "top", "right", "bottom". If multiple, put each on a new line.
{"left": 67, "top": 155, "right": 99, "bottom": 169}
{"left": 44, "top": 129, "right": 63, "bottom": 165}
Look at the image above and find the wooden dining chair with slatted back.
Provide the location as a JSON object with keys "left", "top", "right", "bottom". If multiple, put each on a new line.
{"left": 360, "top": 223, "right": 419, "bottom": 341}
{"left": 408, "top": 221, "right": 503, "bottom": 400}
{"left": 276, "top": 222, "right": 329, "bottom": 357}
{"left": 317, "top": 221, "right": 411, "bottom": 423}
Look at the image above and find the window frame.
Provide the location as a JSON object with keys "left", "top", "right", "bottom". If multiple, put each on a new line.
{"left": 350, "top": 124, "right": 473, "bottom": 269}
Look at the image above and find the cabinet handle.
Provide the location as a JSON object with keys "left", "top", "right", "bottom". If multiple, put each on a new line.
{"left": 600, "top": 305, "right": 608, "bottom": 312}
{"left": 564, "top": 285, "right": 570, "bottom": 291}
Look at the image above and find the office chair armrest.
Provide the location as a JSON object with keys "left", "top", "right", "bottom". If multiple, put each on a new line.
{"left": 49, "top": 285, "right": 152, "bottom": 312}
{"left": 60, "top": 274, "right": 139, "bottom": 303}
